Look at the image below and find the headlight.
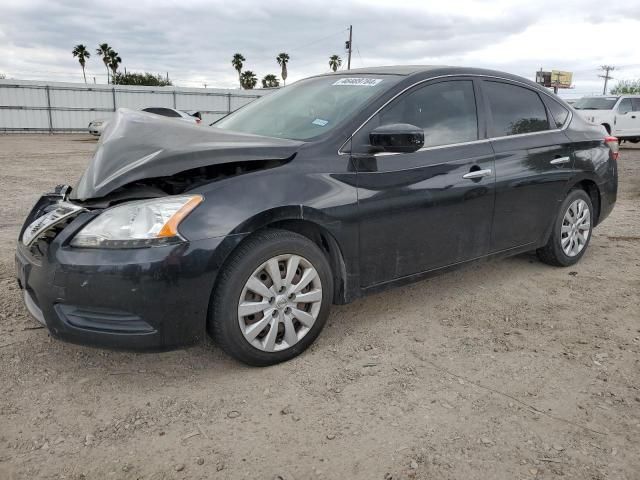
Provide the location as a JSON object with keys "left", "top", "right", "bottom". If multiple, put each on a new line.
{"left": 71, "top": 195, "right": 203, "bottom": 248}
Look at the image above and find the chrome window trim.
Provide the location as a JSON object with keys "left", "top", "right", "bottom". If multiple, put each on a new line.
{"left": 338, "top": 73, "right": 573, "bottom": 156}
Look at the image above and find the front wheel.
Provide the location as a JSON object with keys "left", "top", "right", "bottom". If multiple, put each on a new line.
{"left": 209, "top": 229, "right": 333, "bottom": 366}
{"left": 537, "top": 189, "right": 594, "bottom": 267}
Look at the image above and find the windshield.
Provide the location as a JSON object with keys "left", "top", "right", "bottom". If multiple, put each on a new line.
{"left": 215, "top": 75, "right": 400, "bottom": 140}
{"left": 573, "top": 97, "right": 618, "bottom": 110}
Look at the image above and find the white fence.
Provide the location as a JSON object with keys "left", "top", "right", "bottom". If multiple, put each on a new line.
{"left": 0, "top": 79, "right": 270, "bottom": 132}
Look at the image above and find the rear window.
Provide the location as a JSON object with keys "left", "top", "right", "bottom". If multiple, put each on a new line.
{"left": 573, "top": 97, "right": 618, "bottom": 110}
{"left": 484, "top": 81, "right": 549, "bottom": 137}
{"left": 546, "top": 98, "right": 570, "bottom": 128}
{"left": 142, "top": 108, "right": 181, "bottom": 118}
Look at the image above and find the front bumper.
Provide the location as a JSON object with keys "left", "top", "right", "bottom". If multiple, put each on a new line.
{"left": 16, "top": 207, "right": 243, "bottom": 351}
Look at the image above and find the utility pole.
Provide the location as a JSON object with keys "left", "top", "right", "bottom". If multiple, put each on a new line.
{"left": 346, "top": 25, "right": 353, "bottom": 70}
{"left": 599, "top": 65, "right": 615, "bottom": 95}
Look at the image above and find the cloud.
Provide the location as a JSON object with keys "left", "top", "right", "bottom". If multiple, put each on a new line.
{"left": 0, "top": 0, "right": 639, "bottom": 95}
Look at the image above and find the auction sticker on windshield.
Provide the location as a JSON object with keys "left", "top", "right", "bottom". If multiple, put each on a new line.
{"left": 332, "top": 78, "right": 383, "bottom": 86}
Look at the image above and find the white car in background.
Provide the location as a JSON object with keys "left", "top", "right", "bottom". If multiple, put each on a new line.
{"left": 573, "top": 95, "right": 640, "bottom": 143}
{"left": 88, "top": 108, "right": 202, "bottom": 136}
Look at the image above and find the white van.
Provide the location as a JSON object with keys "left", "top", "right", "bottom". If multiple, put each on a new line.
{"left": 574, "top": 95, "right": 640, "bottom": 143}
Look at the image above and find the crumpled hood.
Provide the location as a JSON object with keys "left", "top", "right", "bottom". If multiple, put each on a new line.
{"left": 72, "top": 108, "right": 303, "bottom": 200}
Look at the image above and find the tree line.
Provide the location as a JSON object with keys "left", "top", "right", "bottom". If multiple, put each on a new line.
{"left": 72, "top": 43, "right": 122, "bottom": 84}
{"left": 62, "top": 46, "right": 640, "bottom": 94}
{"left": 610, "top": 80, "right": 640, "bottom": 95}
{"left": 72, "top": 43, "right": 343, "bottom": 89}
{"left": 231, "top": 53, "right": 343, "bottom": 89}
{"left": 72, "top": 43, "right": 171, "bottom": 86}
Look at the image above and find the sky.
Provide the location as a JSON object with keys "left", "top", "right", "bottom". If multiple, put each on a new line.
{"left": 1, "top": 0, "right": 639, "bottom": 98}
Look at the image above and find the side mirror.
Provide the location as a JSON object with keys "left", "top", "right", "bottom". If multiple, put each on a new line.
{"left": 369, "top": 123, "right": 424, "bottom": 154}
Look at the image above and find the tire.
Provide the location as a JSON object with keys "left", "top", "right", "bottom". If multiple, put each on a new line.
{"left": 208, "top": 229, "right": 333, "bottom": 366}
{"left": 537, "top": 189, "right": 594, "bottom": 267}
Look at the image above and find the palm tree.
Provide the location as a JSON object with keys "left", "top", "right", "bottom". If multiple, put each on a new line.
{"left": 96, "top": 43, "right": 112, "bottom": 84}
{"left": 276, "top": 53, "right": 290, "bottom": 86}
{"left": 72, "top": 44, "right": 91, "bottom": 83}
{"left": 231, "top": 53, "right": 245, "bottom": 88}
{"left": 261, "top": 74, "right": 280, "bottom": 88}
{"left": 108, "top": 50, "right": 122, "bottom": 84}
{"left": 240, "top": 71, "right": 258, "bottom": 90}
{"left": 329, "top": 54, "right": 342, "bottom": 72}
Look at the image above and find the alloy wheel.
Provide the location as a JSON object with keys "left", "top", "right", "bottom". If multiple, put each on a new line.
{"left": 237, "top": 254, "right": 322, "bottom": 352}
{"left": 560, "top": 198, "right": 590, "bottom": 257}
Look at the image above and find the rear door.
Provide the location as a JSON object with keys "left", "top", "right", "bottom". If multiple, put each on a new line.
{"left": 481, "top": 80, "right": 574, "bottom": 252}
{"left": 352, "top": 78, "right": 496, "bottom": 287}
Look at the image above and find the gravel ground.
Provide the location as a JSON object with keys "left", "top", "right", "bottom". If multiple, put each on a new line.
{"left": 0, "top": 134, "right": 639, "bottom": 480}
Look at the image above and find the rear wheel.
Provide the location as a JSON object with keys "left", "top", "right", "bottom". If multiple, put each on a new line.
{"left": 537, "top": 189, "right": 594, "bottom": 267}
{"left": 209, "top": 229, "right": 333, "bottom": 366}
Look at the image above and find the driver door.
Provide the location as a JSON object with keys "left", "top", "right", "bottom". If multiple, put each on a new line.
{"left": 350, "top": 79, "right": 496, "bottom": 287}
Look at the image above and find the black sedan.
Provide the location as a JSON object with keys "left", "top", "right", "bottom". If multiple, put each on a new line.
{"left": 16, "top": 66, "right": 618, "bottom": 366}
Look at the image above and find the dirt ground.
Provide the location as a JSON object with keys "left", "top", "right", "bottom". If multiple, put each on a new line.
{"left": 0, "top": 134, "right": 638, "bottom": 480}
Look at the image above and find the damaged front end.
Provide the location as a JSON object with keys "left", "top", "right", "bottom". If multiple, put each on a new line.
{"left": 72, "top": 108, "right": 301, "bottom": 203}
{"left": 19, "top": 184, "right": 86, "bottom": 253}
{"left": 20, "top": 108, "right": 301, "bottom": 247}
{"left": 15, "top": 108, "right": 304, "bottom": 348}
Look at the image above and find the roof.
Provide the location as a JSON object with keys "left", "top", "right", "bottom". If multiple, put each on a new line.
{"left": 322, "top": 65, "right": 541, "bottom": 85}
{"left": 313, "top": 65, "right": 563, "bottom": 102}
{"left": 325, "top": 65, "right": 447, "bottom": 76}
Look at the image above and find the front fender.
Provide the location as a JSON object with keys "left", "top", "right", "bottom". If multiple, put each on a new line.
{"left": 177, "top": 167, "right": 360, "bottom": 303}
{"left": 178, "top": 168, "right": 358, "bottom": 242}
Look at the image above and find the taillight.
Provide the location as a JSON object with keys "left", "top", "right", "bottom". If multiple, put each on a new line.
{"left": 605, "top": 136, "right": 619, "bottom": 161}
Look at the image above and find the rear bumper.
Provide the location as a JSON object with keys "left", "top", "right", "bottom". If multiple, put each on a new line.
{"left": 15, "top": 224, "right": 244, "bottom": 351}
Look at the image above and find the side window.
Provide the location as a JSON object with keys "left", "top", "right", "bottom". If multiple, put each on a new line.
{"left": 632, "top": 99, "right": 640, "bottom": 112}
{"left": 618, "top": 98, "right": 632, "bottom": 114}
{"left": 364, "top": 80, "right": 478, "bottom": 149}
{"left": 484, "top": 81, "right": 549, "bottom": 136}
{"left": 546, "top": 98, "right": 570, "bottom": 128}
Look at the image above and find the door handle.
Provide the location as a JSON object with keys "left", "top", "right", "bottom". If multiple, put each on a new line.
{"left": 462, "top": 168, "right": 492, "bottom": 179}
{"left": 550, "top": 156, "right": 570, "bottom": 165}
